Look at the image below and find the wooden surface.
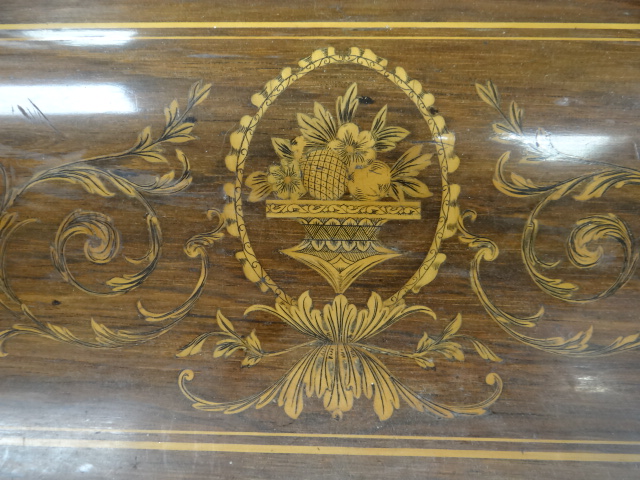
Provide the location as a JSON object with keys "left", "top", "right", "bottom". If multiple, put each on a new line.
{"left": 0, "top": 2, "right": 639, "bottom": 478}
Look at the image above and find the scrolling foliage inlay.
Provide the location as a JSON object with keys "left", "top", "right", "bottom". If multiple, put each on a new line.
{"left": 469, "top": 81, "right": 640, "bottom": 356}
{"left": 0, "top": 81, "right": 222, "bottom": 353}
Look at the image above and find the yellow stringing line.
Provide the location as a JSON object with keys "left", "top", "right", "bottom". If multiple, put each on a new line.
{"left": 0, "top": 22, "right": 639, "bottom": 30}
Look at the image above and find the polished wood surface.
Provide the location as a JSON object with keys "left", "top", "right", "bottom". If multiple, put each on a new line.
{"left": 0, "top": 2, "right": 639, "bottom": 478}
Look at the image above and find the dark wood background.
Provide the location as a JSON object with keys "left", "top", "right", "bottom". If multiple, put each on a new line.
{"left": 0, "top": 2, "right": 638, "bottom": 478}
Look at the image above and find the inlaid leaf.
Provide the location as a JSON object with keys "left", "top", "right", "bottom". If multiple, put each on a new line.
{"left": 414, "top": 356, "right": 435, "bottom": 369}
{"left": 106, "top": 174, "right": 138, "bottom": 197}
{"left": 370, "top": 105, "right": 410, "bottom": 151}
{"left": 0, "top": 328, "right": 18, "bottom": 357}
{"left": 188, "top": 80, "right": 212, "bottom": 109}
{"left": 297, "top": 112, "right": 334, "bottom": 147}
{"left": 176, "top": 148, "right": 190, "bottom": 169}
{"left": 106, "top": 215, "right": 160, "bottom": 293}
{"left": 246, "top": 171, "right": 272, "bottom": 202}
{"left": 391, "top": 146, "right": 432, "bottom": 179}
{"left": 176, "top": 332, "right": 216, "bottom": 358}
{"left": 312, "top": 102, "right": 337, "bottom": 140}
{"left": 441, "top": 314, "right": 462, "bottom": 341}
{"left": 156, "top": 171, "right": 175, "bottom": 188}
{"left": 610, "top": 333, "right": 640, "bottom": 350}
{"left": 165, "top": 122, "right": 196, "bottom": 143}
{"left": 373, "top": 126, "right": 410, "bottom": 152}
{"left": 59, "top": 170, "right": 115, "bottom": 197}
{"left": 416, "top": 332, "right": 433, "bottom": 353}
{"left": 510, "top": 172, "right": 539, "bottom": 190}
{"left": 0, "top": 212, "right": 17, "bottom": 232}
{"left": 271, "top": 137, "right": 294, "bottom": 161}
{"left": 164, "top": 99, "right": 179, "bottom": 127}
{"left": 370, "top": 105, "right": 388, "bottom": 138}
{"left": 492, "top": 122, "right": 517, "bottom": 137}
{"left": 91, "top": 319, "right": 119, "bottom": 345}
{"left": 508, "top": 101, "right": 523, "bottom": 134}
{"left": 436, "top": 341, "right": 465, "bottom": 361}
{"left": 567, "top": 214, "right": 631, "bottom": 269}
{"left": 392, "top": 377, "right": 456, "bottom": 418}
{"left": 106, "top": 269, "right": 150, "bottom": 292}
{"left": 573, "top": 170, "right": 639, "bottom": 201}
{"left": 390, "top": 177, "right": 432, "bottom": 201}
{"left": 213, "top": 340, "right": 243, "bottom": 358}
{"left": 133, "top": 126, "right": 153, "bottom": 150}
{"left": 144, "top": 150, "right": 192, "bottom": 195}
{"left": 241, "top": 354, "right": 262, "bottom": 368}
{"left": 364, "top": 354, "right": 400, "bottom": 421}
{"left": 336, "top": 83, "right": 358, "bottom": 125}
{"left": 244, "top": 329, "right": 262, "bottom": 353}
{"left": 138, "top": 148, "right": 168, "bottom": 164}
{"left": 468, "top": 338, "right": 502, "bottom": 362}
{"left": 216, "top": 311, "right": 236, "bottom": 334}
{"left": 279, "top": 354, "right": 311, "bottom": 419}
{"left": 475, "top": 81, "right": 501, "bottom": 111}
{"left": 46, "top": 322, "right": 78, "bottom": 342}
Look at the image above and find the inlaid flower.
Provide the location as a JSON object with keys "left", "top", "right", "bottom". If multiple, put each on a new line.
{"left": 245, "top": 137, "right": 307, "bottom": 202}
{"left": 266, "top": 160, "right": 306, "bottom": 200}
{"left": 327, "top": 123, "right": 376, "bottom": 169}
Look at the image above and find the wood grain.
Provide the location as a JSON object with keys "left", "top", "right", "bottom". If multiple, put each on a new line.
{"left": 0, "top": 3, "right": 638, "bottom": 479}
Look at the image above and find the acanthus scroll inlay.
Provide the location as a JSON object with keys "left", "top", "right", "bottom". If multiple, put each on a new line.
{"left": 0, "top": 47, "right": 636, "bottom": 424}
{"left": 469, "top": 81, "right": 640, "bottom": 357}
{"left": 0, "top": 81, "right": 218, "bottom": 352}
